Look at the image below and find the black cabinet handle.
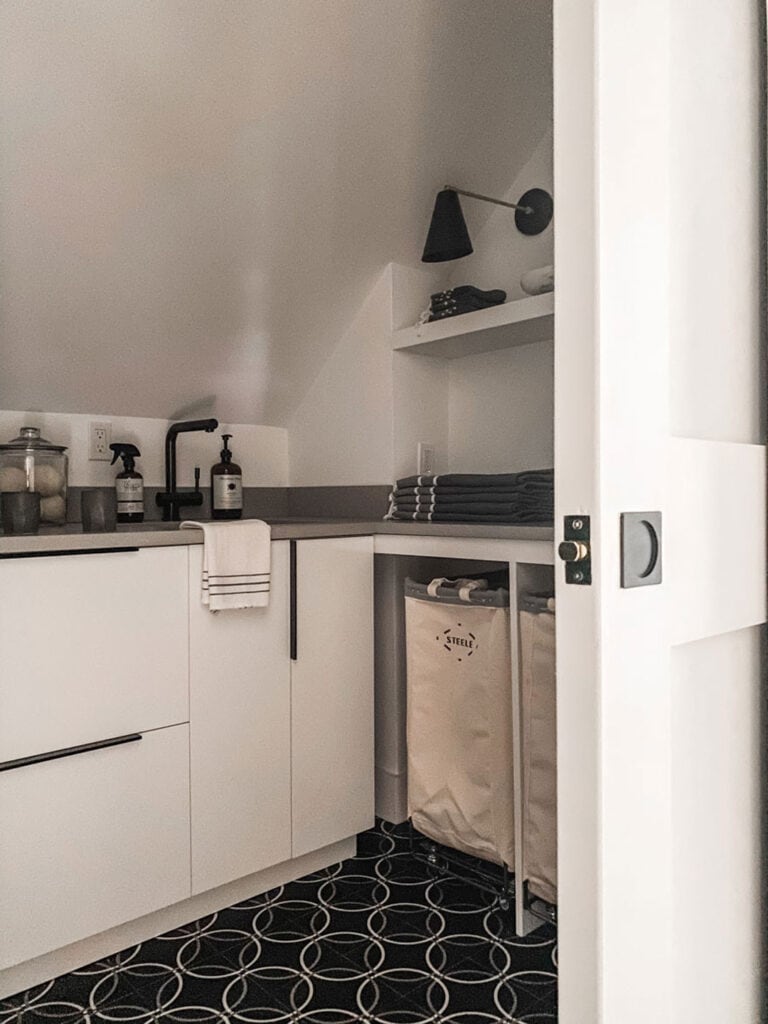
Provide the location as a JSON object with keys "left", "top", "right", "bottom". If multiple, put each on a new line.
{"left": 290, "top": 540, "right": 297, "bottom": 661}
{"left": 0, "top": 733, "right": 143, "bottom": 773}
{"left": 0, "top": 547, "right": 140, "bottom": 561}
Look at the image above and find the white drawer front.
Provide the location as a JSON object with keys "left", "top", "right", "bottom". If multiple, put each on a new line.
{"left": 0, "top": 723, "right": 191, "bottom": 970}
{"left": 0, "top": 547, "right": 189, "bottom": 761}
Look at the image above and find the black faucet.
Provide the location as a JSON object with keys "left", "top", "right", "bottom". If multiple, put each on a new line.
{"left": 156, "top": 418, "right": 219, "bottom": 521}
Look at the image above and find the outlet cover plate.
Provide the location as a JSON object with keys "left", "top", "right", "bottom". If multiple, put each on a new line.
{"left": 89, "top": 421, "right": 112, "bottom": 461}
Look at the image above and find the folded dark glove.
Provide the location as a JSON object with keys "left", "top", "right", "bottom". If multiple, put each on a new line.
{"left": 430, "top": 295, "right": 503, "bottom": 314}
{"left": 429, "top": 300, "right": 502, "bottom": 321}
{"left": 431, "top": 285, "right": 507, "bottom": 305}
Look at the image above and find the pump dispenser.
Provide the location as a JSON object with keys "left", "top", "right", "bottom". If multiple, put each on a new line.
{"left": 211, "top": 434, "right": 243, "bottom": 519}
{"left": 109, "top": 443, "right": 144, "bottom": 523}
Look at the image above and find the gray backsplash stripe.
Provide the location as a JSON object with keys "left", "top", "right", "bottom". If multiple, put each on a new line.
{"left": 65, "top": 485, "right": 388, "bottom": 523}
{"left": 287, "top": 485, "right": 391, "bottom": 519}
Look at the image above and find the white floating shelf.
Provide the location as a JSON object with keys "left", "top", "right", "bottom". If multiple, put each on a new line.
{"left": 392, "top": 292, "right": 554, "bottom": 359}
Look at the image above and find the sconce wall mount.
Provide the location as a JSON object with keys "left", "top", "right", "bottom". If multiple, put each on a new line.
{"left": 422, "top": 185, "right": 553, "bottom": 263}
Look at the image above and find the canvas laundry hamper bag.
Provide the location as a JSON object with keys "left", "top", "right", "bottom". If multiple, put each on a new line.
{"left": 405, "top": 576, "right": 515, "bottom": 869}
{"left": 519, "top": 595, "right": 557, "bottom": 904}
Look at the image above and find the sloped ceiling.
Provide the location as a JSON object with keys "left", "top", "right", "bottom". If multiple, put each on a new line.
{"left": 0, "top": 0, "right": 552, "bottom": 425}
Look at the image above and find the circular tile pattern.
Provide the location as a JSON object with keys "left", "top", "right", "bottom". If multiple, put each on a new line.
{"left": 4, "top": 820, "right": 556, "bottom": 1022}
{"left": 357, "top": 968, "right": 449, "bottom": 1022}
{"left": 253, "top": 900, "right": 331, "bottom": 944}
{"left": 300, "top": 932, "right": 386, "bottom": 981}
{"left": 177, "top": 932, "right": 261, "bottom": 977}
{"left": 425, "top": 876, "right": 498, "bottom": 915}
{"left": 426, "top": 933, "right": 511, "bottom": 985}
{"left": 367, "top": 903, "right": 446, "bottom": 946}
{"left": 317, "top": 874, "right": 390, "bottom": 914}
{"left": 223, "top": 967, "right": 313, "bottom": 1021}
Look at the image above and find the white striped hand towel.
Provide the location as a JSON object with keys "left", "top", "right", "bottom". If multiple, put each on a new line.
{"left": 180, "top": 520, "right": 271, "bottom": 611}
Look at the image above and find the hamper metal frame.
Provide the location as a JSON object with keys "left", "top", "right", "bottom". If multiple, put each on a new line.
{"left": 407, "top": 818, "right": 517, "bottom": 921}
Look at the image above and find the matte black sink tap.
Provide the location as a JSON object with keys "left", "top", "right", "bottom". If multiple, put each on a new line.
{"left": 156, "top": 418, "right": 219, "bottom": 521}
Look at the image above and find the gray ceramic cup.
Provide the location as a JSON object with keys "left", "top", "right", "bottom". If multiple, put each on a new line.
{"left": 1, "top": 491, "right": 41, "bottom": 534}
{"left": 81, "top": 490, "right": 117, "bottom": 532}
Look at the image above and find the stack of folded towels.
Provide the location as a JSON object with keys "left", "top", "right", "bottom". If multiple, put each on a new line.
{"left": 385, "top": 469, "right": 554, "bottom": 525}
{"left": 428, "top": 285, "right": 507, "bottom": 322}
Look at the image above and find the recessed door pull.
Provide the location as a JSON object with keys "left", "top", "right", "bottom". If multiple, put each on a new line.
{"left": 620, "top": 511, "right": 662, "bottom": 588}
{"left": 558, "top": 516, "right": 591, "bottom": 585}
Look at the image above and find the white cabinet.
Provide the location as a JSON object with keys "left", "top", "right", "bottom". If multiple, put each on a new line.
{"left": 291, "top": 536, "right": 375, "bottom": 857}
{"left": 0, "top": 547, "right": 188, "bottom": 762}
{"left": 189, "top": 542, "right": 292, "bottom": 894}
{"left": 0, "top": 534, "right": 375, "bottom": 980}
{"left": 0, "top": 724, "right": 191, "bottom": 970}
{"left": 189, "top": 536, "right": 374, "bottom": 882}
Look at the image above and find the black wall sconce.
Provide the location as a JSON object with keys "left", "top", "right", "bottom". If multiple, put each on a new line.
{"left": 422, "top": 185, "right": 553, "bottom": 263}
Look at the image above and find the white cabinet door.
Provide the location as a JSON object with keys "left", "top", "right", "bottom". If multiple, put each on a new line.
{"left": 0, "top": 724, "right": 190, "bottom": 970}
{"left": 291, "top": 536, "right": 374, "bottom": 858}
{"left": 0, "top": 547, "right": 189, "bottom": 762}
{"left": 189, "top": 542, "right": 291, "bottom": 894}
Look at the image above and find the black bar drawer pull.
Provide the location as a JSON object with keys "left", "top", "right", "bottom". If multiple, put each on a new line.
{"left": 0, "top": 733, "right": 143, "bottom": 773}
{"left": 0, "top": 547, "right": 140, "bottom": 561}
{"left": 290, "top": 540, "right": 297, "bottom": 661}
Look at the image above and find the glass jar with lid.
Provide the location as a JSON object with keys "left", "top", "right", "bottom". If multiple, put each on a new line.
{"left": 0, "top": 427, "right": 68, "bottom": 524}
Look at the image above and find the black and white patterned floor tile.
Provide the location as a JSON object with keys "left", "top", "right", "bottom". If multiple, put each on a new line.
{"left": 1, "top": 820, "right": 557, "bottom": 1023}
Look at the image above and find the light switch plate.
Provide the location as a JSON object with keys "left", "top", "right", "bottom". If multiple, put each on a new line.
{"left": 417, "top": 442, "right": 435, "bottom": 476}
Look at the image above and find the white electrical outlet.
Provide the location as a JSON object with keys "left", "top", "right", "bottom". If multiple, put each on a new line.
{"left": 417, "top": 442, "right": 435, "bottom": 476}
{"left": 89, "top": 421, "right": 112, "bottom": 461}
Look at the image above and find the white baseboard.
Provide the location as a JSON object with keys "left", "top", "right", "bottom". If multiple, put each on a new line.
{"left": 0, "top": 836, "right": 355, "bottom": 1000}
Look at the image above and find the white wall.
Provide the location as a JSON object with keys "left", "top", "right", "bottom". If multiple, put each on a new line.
{"left": 392, "top": 349, "right": 450, "bottom": 481}
{"left": 442, "top": 132, "right": 555, "bottom": 474}
{"left": 447, "top": 341, "right": 554, "bottom": 474}
{"left": 288, "top": 268, "right": 394, "bottom": 487}
{"left": 0, "top": 411, "right": 288, "bottom": 488}
{"left": 388, "top": 132, "right": 556, "bottom": 481}
{"left": 0, "top": 1, "right": 552, "bottom": 428}
{"left": 446, "top": 131, "right": 554, "bottom": 302}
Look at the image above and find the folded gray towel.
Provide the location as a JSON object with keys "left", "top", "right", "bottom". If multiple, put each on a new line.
{"left": 387, "top": 510, "right": 552, "bottom": 524}
{"left": 393, "top": 487, "right": 521, "bottom": 502}
{"left": 394, "top": 492, "right": 524, "bottom": 507}
{"left": 396, "top": 470, "right": 553, "bottom": 490}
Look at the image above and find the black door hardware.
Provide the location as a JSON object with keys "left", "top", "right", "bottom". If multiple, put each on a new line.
{"left": 558, "top": 515, "right": 591, "bottom": 585}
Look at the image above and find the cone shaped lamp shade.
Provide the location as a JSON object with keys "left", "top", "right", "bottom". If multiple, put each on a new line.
{"left": 421, "top": 189, "right": 473, "bottom": 262}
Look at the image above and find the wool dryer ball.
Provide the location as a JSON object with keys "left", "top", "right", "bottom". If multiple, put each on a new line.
{"left": 40, "top": 494, "right": 66, "bottom": 522}
{"left": 34, "top": 464, "right": 65, "bottom": 497}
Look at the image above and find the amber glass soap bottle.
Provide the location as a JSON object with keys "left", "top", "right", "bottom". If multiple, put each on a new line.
{"left": 210, "top": 434, "right": 243, "bottom": 520}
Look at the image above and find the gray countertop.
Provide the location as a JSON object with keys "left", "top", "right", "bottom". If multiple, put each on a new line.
{"left": 0, "top": 518, "right": 554, "bottom": 556}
